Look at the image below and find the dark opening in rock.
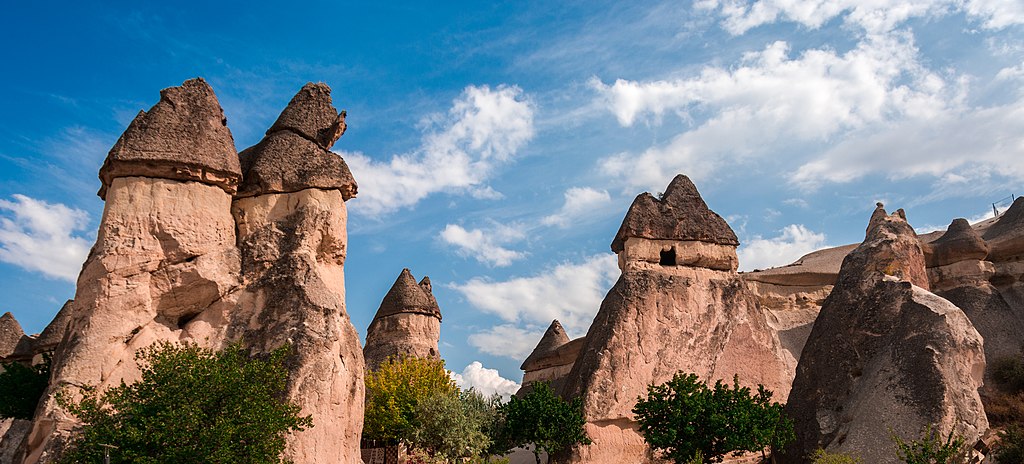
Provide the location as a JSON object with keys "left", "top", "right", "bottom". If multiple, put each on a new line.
{"left": 660, "top": 248, "right": 676, "bottom": 266}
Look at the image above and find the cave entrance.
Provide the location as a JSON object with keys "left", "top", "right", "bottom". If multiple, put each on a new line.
{"left": 660, "top": 248, "right": 676, "bottom": 266}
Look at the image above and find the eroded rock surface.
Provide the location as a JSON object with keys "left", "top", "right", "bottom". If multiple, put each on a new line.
{"left": 0, "top": 312, "right": 24, "bottom": 359}
{"left": 783, "top": 206, "right": 988, "bottom": 464}
{"left": 363, "top": 268, "right": 442, "bottom": 371}
{"left": 520, "top": 320, "right": 584, "bottom": 396}
{"left": 560, "top": 175, "right": 790, "bottom": 464}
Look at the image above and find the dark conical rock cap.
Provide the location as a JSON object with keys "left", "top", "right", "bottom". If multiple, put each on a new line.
{"left": 611, "top": 174, "right": 738, "bottom": 253}
{"left": 99, "top": 78, "right": 241, "bottom": 199}
{"left": 0, "top": 311, "right": 25, "bottom": 358}
{"left": 372, "top": 268, "right": 442, "bottom": 320}
{"left": 928, "top": 218, "right": 989, "bottom": 267}
{"left": 35, "top": 300, "right": 75, "bottom": 350}
{"left": 236, "top": 83, "right": 357, "bottom": 200}
{"left": 520, "top": 320, "right": 570, "bottom": 370}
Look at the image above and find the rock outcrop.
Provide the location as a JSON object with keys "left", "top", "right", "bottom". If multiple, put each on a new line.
{"left": 21, "top": 79, "right": 364, "bottom": 464}
{"left": 0, "top": 312, "right": 24, "bottom": 359}
{"left": 783, "top": 205, "right": 988, "bottom": 463}
{"left": 363, "top": 268, "right": 442, "bottom": 371}
{"left": 559, "top": 175, "right": 791, "bottom": 464}
{"left": 520, "top": 320, "right": 585, "bottom": 395}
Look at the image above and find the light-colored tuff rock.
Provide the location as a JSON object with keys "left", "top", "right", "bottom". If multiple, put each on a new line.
{"left": 98, "top": 78, "right": 241, "bottom": 199}
{"left": 21, "top": 80, "right": 365, "bottom": 464}
{"left": 559, "top": 175, "right": 791, "bottom": 464}
{"left": 363, "top": 269, "right": 442, "bottom": 371}
{"left": 782, "top": 206, "right": 988, "bottom": 464}
{"left": 0, "top": 312, "right": 25, "bottom": 359}
{"left": 520, "top": 320, "right": 584, "bottom": 395}
{"left": 1, "top": 419, "right": 32, "bottom": 464}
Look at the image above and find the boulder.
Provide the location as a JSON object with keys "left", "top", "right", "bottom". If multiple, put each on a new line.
{"left": 927, "top": 218, "right": 989, "bottom": 268}
{"left": 782, "top": 205, "right": 988, "bottom": 463}
{"left": 98, "top": 78, "right": 241, "bottom": 199}
{"left": 236, "top": 83, "right": 357, "bottom": 200}
{"left": 363, "top": 268, "right": 442, "bottom": 371}
{"left": 560, "top": 175, "right": 790, "bottom": 464}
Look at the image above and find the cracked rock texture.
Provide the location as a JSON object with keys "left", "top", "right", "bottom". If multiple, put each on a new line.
{"left": 782, "top": 206, "right": 988, "bottom": 464}
{"left": 15, "top": 79, "right": 364, "bottom": 464}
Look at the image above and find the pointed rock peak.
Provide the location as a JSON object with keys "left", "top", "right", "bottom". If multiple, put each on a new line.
{"left": 236, "top": 83, "right": 357, "bottom": 200}
{"left": 611, "top": 174, "right": 738, "bottom": 253}
{"left": 847, "top": 202, "right": 929, "bottom": 289}
{"left": 521, "top": 320, "right": 571, "bottom": 370}
{"left": 418, "top": 276, "right": 432, "bottom": 294}
{"left": 99, "top": 77, "right": 241, "bottom": 199}
{"left": 267, "top": 83, "right": 347, "bottom": 150}
{"left": 928, "top": 218, "right": 989, "bottom": 267}
{"left": 1, "top": 311, "right": 26, "bottom": 357}
{"left": 984, "top": 196, "right": 1024, "bottom": 240}
{"left": 36, "top": 300, "right": 75, "bottom": 350}
{"left": 373, "top": 268, "right": 442, "bottom": 320}
{"left": 866, "top": 202, "right": 888, "bottom": 237}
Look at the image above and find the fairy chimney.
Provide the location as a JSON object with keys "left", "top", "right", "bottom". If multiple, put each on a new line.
{"left": 363, "top": 268, "right": 443, "bottom": 371}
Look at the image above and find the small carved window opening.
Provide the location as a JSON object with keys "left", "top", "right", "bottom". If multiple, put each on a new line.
{"left": 659, "top": 248, "right": 676, "bottom": 266}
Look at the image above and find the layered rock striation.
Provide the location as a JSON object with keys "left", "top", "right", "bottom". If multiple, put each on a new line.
{"left": 18, "top": 79, "right": 364, "bottom": 464}
{"left": 559, "top": 175, "right": 791, "bottom": 464}
{"left": 782, "top": 205, "right": 988, "bottom": 463}
{"left": 363, "top": 268, "right": 443, "bottom": 371}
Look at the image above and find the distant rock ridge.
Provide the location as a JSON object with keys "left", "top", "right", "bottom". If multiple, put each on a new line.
{"left": 782, "top": 204, "right": 987, "bottom": 463}
{"left": 98, "top": 77, "right": 241, "bottom": 199}
{"left": 236, "top": 82, "right": 357, "bottom": 200}
{"left": 363, "top": 268, "right": 443, "bottom": 371}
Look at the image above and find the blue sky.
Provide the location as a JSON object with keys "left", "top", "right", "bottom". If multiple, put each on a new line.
{"left": 1, "top": 0, "right": 1022, "bottom": 396}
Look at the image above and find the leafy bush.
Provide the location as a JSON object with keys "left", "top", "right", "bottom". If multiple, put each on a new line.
{"left": 59, "top": 342, "right": 311, "bottom": 464}
{"left": 996, "top": 424, "right": 1024, "bottom": 464}
{"left": 632, "top": 372, "right": 794, "bottom": 463}
{"left": 363, "top": 356, "right": 458, "bottom": 443}
{"left": 491, "top": 382, "right": 590, "bottom": 464}
{"left": 811, "top": 449, "right": 864, "bottom": 464}
{"left": 0, "top": 354, "right": 50, "bottom": 419}
{"left": 993, "top": 355, "right": 1024, "bottom": 394}
{"left": 411, "top": 389, "right": 499, "bottom": 461}
{"left": 892, "top": 424, "right": 968, "bottom": 464}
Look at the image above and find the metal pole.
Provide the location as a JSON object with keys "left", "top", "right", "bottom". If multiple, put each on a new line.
{"left": 994, "top": 203, "right": 999, "bottom": 218}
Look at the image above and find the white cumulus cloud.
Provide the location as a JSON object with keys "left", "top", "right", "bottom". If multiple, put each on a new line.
{"left": 0, "top": 195, "right": 91, "bottom": 281}
{"left": 343, "top": 84, "right": 535, "bottom": 216}
{"left": 541, "top": 187, "right": 613, "bottom": 228}
{"left": 451, "top": 361, "right": 521, "bottom": 401}
{"left": 439, "top": 223, "right": 527, "bottom": 267}
{"left": 467, "top": 324, "right": 543, "bottom": 361}
{"left": 451, "top": 254, "right": 619, "bottom": 334}
{"left": 738, "top": 224, "right": 827, "bottom": 271}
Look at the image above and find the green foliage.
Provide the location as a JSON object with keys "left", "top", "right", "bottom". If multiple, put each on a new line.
{"left": 491, "top": 382, "right": 590, "bottom": 464}
{"left": 363, "top": 356, "right": 459, "bottom": 442}
{"left": 996, "top": 425, "right": 1024, "bottom": 464}
{"left": 993, "top": 355, "right": 1024, "bottom": 394}
{"left": 631, "top": 372, "right": 794, "bottom": 463}
{"left": 811, "top": 449, "right": 864, "bottom": 464}
{"left": 59, "top": 342, "right": 311, "bottom": 464}
{"left": 892, "top": 424, "right": 968, "bottom": 464}
{"left": 411, "top": 389, "right": 500, "bottom": 461}
{"left": 0, "top": 354, "right": 50, "bottom": 419}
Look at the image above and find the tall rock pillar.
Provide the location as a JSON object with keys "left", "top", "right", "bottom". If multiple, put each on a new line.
{"left": 559, "top": 175, "right": 791, "bottom": 463}
{"left": 363, "top": 268, "right": 442, "bottom": 371}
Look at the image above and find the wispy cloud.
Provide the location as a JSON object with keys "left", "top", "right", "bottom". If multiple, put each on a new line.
{"left": 451, "top": 253, "right": 619, "bottom": 334}
{"left": 738, "top": 224, "right": 827, "bottom": 271}
{"left": 439, "top": 223, "right": 528, "bottom": 267}
{"left": 541, "top": 187, "right": 612, "bottom": 228}
{"left": 467, "top": 325, "right": 543, "bottom": 361}
{"left": 343, "top": 85, "right": 535, "bottom": 216}
{"left": 0, "top": 195, "right": 91, "bottom": 281}
{"left": 450, "top": 361, "right": 521, "bottom": 400}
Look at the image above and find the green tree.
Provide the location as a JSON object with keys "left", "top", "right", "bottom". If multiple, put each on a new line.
{"left": 59, "top": 342, "right": 311, "bottom": 464}
{"left": 632, "top": 372, "right": 794, "bottom": 463}
{"left": 891, "top": 425, "right": 967, "bottom": 464}
{"left": 363, "top": 356, "right": 458, "bottom": 443}
{"left": 0, "top": 354, "right": 50, "bottom": 420}
{"left": 410, "top": 389, "right": 500, "bottom": 461}
{"left": 492, "top": 382, "right": 590, "bottom": 464}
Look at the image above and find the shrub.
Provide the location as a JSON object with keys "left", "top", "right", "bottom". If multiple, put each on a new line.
{"left": 411, "top": 389, "right": 499, "bottom": 461}
{"left": 632, "top": 372, "right": 794, "bottom": 463}
{"left": 892, "top": 424, "right": 968, "bottom": 464}
{"left": 58, "top": 342, "right": 311, "bottom": 464}
{"left": 811, "top": 449, "right": 864, "bottom": 464}
{"left": 0, "top": 354, "right": 50, "bottom": 420}
{"left": 993, "top": 355, "right": 1024, "bottom": 394}
{"left": 363, "top": 356, "right": 459, "bottom": 443}
{"left": 491, "top": 382, "right": 590, "bottom": 464}
{"left": 996, "top": 424, "right": 1024, "bottom": 464}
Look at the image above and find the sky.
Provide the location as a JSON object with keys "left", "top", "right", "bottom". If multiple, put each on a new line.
{"left": 1, "top": 0, "right": 1022, "bottom": 398}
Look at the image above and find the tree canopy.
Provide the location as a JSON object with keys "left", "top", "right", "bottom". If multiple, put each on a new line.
{"left": 0, "top": 354, "right": 50, "bottom": 420}
{"left": 491, "top": 382, "right": 590, "bottom": 464}
{"left": 362, "top": 356, "right": 459, "bottom": 443}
